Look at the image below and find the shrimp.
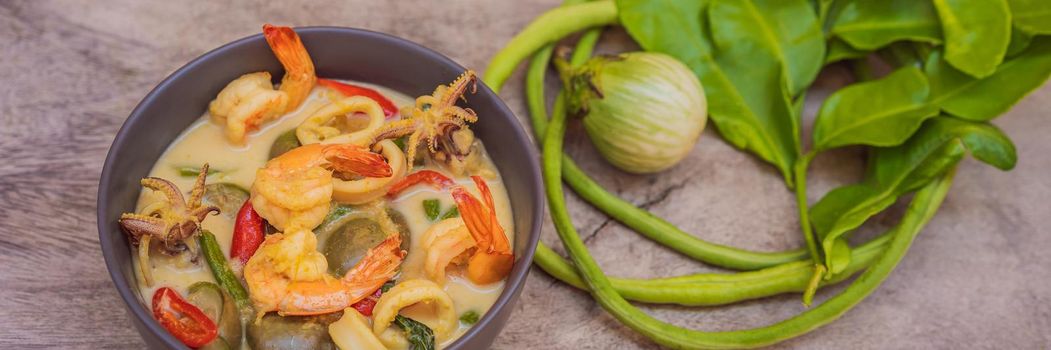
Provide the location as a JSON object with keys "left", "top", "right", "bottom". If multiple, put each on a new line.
{"left": 244, "top": 228, "right": 405, "bottom": 318}
{"left": 250, "top": 143, "right": 392, "bottom": 231}
{"left": 209, "top": 24, "right": 317, "bottom": 145}
{"left": 422, "top": 176, "right": 513, "bottom": 285}
{"left": 331, "top": 140, "right": 408, "bottom": 205}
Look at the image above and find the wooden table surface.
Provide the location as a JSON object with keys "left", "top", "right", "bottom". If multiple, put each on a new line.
{"left": 2, "top": 0, "right": 1049, "bottom": 349}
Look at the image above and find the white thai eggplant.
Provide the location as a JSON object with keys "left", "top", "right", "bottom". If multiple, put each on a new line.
{"left": 559, "top": 52, "right": 707, "bottom": 173}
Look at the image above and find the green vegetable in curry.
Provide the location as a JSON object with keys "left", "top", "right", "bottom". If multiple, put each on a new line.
{"left": 202, "top": 183, "right": 249, "bottom": 217}
{"left": 458, "top": 310, "right": 480, "bottom": 326}
{"left": 247, "top": 313, "right": 339, "bottom": 350}
{"left": 316, "top": 205, "right": 412, "bottom": 275}
{"left": 177, "top": 165, "right": 221, "bottom": 178}
{"left": 438, "top": 206, "right": 459, "bottom": 220}
{"left": 423, "top": 199, "right": 441, "bottom": 221}
{"left": 393, "top": 315, "right": 436, "bottom": 350}
{"left": 198, "top": 230, "right": 250, "bottom": 310}
{"left": 322, "top": 217, "right": 388, "bottom": 275}
{"left": 187, "top": 282, "right": 243, "bottom": 350}
{"left": 268, "top": 129, "right": 302, "bottom": 160}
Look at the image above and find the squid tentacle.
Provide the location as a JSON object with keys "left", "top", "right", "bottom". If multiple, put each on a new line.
{"left": 187, "top": 163, "right": 209, "bottom": 208}
{"left": 141, "top": 177, "right": 186, "bottom": 211}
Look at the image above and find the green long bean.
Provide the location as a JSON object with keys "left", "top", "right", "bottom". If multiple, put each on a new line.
{"left": 490, "top": 0, "right": 808, "bottom": 270}
{"left": 198, "top": 230, "right": 250, "bottom": 310}
{"left": 524, "top": 0, "right": 593, "bottom": 136}
{"left": 484, "top": 0, "right": 618, "bottom": 91}
{"left": 543, "top": 83, "right": 956, "bottom": 347}
{"left": 533, "top": 233, "right": 890, "bottom": 306}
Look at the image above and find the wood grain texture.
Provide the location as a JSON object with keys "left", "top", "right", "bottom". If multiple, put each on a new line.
{"left": 0, "top": 0, "right": 1048, "bottom": 349}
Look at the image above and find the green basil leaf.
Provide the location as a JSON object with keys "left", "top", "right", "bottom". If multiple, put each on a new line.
{"left": 459, "top": 310, "right": 480, "bottom": 325}
{"left": 381, "top": 280, "right": 396, "bottom": 293}
{"left": 932, "top": 0, "right": 1011, "bottom": 78}
{"left": 710, "top": 0, "right": 825, "bottom": 96}
{"left": 831, "top": 0, "right": 943, "bottom": 50}
{"left": 618, "top": 0, "right": 801, "bottom": 185}
{"left": 177, "top": 166, "right": 221, "bottom": 178}
{"left": 394, "top": 315, "right": 435, "bottom": 350}
{"left": 813, "top": 66, "right": 939, "bottom": 151}
{"left": 439, "top": 206, "right": 460, "bottom": 220}
{"left": 423, "top": 199, "right": 441, "bottom": 221}
{"left": 826, "top": 38, "right": 869, "bottom": 64}
{"left": 393, "top": 136, "right": 409, "bottom": 152}
{"left": 1008, "top": 0, "right": 1051, "bottom": 35}
{"left": 926, "top": 38, "right": 1051, "bottom": 121}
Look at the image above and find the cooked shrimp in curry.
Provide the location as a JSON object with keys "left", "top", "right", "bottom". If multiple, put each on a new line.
{"left": 119, "top": 25, "right": 514, "bottom": 350}
{"left": 250, "top": 142, "right": 392, "bottom": 231}
{"left": 209, "top": 25, "right": 317, "bottom": 145}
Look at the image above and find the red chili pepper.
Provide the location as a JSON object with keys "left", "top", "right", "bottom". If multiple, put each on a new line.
{"left": 231, "top": 200, "right": 266, "bottom": 265}
{"left": 317, "top": 78, "right": 399, "bottom": 118}
{"left": 351, "top": 287, "right": 384, "bottom": 316}
{"left": 152, "top": 287, "right": 218, "bottom": 348}
{"left": 387, "top": 170, "right": 456, "bottom": 197}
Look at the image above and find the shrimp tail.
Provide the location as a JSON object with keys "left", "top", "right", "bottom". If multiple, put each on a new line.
{"left": 276, "top": 235, "right": 404, "bottom": 316}
{"left": 263, "top": 24, "right": 316, "bottom": 111}
{"left": 344, "top": 234, "right": 405, "bottom": 285}
{"left": 452, "top": 187, "right": 493, "bottom": 249}
{"left": 452, "top": 176, "right": 514, "bottom": 285}
{"left": 323, "top": 145, "right": 394, "bottom": 178}
{"left": 340, "top": 234, "right": 405, "bottom": 303}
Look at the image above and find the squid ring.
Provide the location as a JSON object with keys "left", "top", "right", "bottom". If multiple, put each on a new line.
{"left": 331, "top": 140, "right": 407, "bottom": 204}
{"left": 329, "top": 308, "right": 387, "bottom": 350}
{"left": 371, "top": 279, "right": 458, "bottom": 342}
{"left": 296, "top": 96, "right": 386, "bottom": 146}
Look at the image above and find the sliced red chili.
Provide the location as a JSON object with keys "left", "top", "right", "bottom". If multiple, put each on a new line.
{"left": 387, "top": 170, "right": 456, "bottom": 198}
{"left": 230, "top": 200, "right": 266, "bottom": 265}
{"left": 350, "top": 286, "right": 384, "bottom": 316}
{"left": 318, "top": 78, "right": 399, "bottom": 118}
{"left": 152, "top": 287, "right": 218, "bottom": 348}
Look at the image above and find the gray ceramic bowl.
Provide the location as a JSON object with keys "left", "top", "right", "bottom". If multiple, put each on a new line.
{"left": 97, "top": 26, "right": 543, "bottom": 349}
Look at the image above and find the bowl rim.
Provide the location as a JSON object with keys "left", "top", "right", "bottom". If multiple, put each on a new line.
{"left": 97, "top": 26, "right": 544, "bottom": 349}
